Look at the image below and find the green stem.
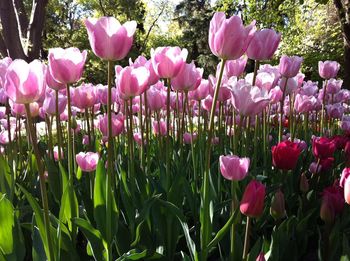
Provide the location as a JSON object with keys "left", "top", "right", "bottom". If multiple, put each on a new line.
{"left": 242, "top": 216, "right": 251, "bottom": 260}
{"left": 230, "top": 181, "right": 237, "bottom": 260}
{"left": 320, "top": 79, "right": 328, "bottom": 136}
{"left": 25, "top": 104, "right": 55, "bottom": 261}
{"left": 55, "top": 90, "right": 62, "bottom": 161}
{"left": 166, "top": 78, "right": 171, "bottom": 181}
{"left": 278, "top": 77, "right": 289, "bottom": 143}
{"left": 201, "top": 58, "right": 226, "bottom": 260}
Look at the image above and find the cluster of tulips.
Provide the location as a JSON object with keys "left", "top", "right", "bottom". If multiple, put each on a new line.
{"left": 0, "top": 11, "right": 350, "bottom": 261}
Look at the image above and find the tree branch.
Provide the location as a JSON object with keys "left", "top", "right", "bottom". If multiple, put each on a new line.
{"left": 98, "top": 0, "right": 107, "bottom": 16}
{"left": 13, "top": 0, "right": 29, "bottom": 38}
{"left": 0, "top": 33, "right": 8, "bottom": 57}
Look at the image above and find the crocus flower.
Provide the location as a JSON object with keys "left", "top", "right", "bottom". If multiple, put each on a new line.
{"left": 171, "top": 62, "right": 203, "bottom": 92}
{"left": 209, "top": 12, "right": 256, "bottom": 60}
{"left": 76, "top": 152, "right": 99, "bottom": 172}
{"left": 84, "top": 17, "right": 137, "bottom": 61}
{"left": 48, "top": 47, "right": 87, "bottom": 84}
{"left": 272, "top": 140, "right": 301, "bottom": 170}
{"left": 231, "top": 79, "right": 270, "bottom": 116}
{"left": 219, "top": 155, "right": 250, "bottom": 181}
{"left": 240, "top": 180, "right": 266, "bottom": 218}
{"left": 151, "top": 46, "right": 188, "bottom": 79}
{"left": 116, "top": 66, "right": 150, "bottom": 99}
{"left": 4, "top": 59, "right": 46, "bottom": 104}
{"left": 318, "top": 61, "right": 341, "bottom": 79}
{"left": 278, "top": 55, "right": 303, "bottom": 78}
{"left": 246, "top": 28, "right": 281, "bottom": 61}
{"left": 312, "top": 137, "right": 336, "bottom": 159}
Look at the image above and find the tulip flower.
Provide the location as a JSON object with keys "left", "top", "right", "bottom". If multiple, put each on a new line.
{"left": 246, "top": 28, "right": 281, "bottom": 61}
{"left": 116, "top": 66, "right": 150, "bottom": 100}
{"left": 171, "top": 62, "right": 203, "bottom": 92}
{"left": 76, "top": 152, "right": 99, "bottom": 172}
{"left": 130, "top": 55, "right": 159, "bottom": 85}
{"left": 219, "top": 155, "right": 250, "bottom": 181}
{"left": 270, "top": 189, "right": 286, "bottom": 220}
{"left": 272, "top": 140, "right": 301, "bottom": 170}
{"left": 318, "top": 61, "right": 340, "bottom": 79}
{"left": 151, "top": 46, "right": 188, "bottom": 79}
{"left": 43, "top": 91, "right": 67, "bottom": 116}
{"left": 340, "top": 168, "right": 350, "bottom": 188}
{"left": 4, "top": 59, "right": 46, "bottom": 104}
{"left": 189, "top": 79, "right": 210, "bottom": 101}
{"left": 72, "top": 83, "right": 97, "bottom": 109}
{"left": 146, "top": 85, "right": 166, "bottom": 111}
{"left": 217, "top": 55, "right": 248, "bottom": 78}
{"left": 0, "top": 57, "right": 12, "bottom": 88}
{"left": 312, "top": 137, "right": 336, "bottom": 159}
{"left": 256, "top": 253, "right": 266, "bottom": 261}
{"left": 46, "top": 69, "right": 66, "bottom": 91}
{"left": 98, "top": 113, "right": 124, "bottom": 137}
{"left": 85, "top": 17, "right": 137, "bottom": 61}
{"left": 345, "top": 178, "right": 350, "bottom": 205}
{"left": 48, "top": 47, "right": 87, "bottom": 84}
{"left": 209, "top": 12, "right": 256, "bottom": 60}
{"left": 320, "top": 185, "right": 344, "bottom": 224}
{"left": 300, "top": 173, "right": 309, "bottom": 193}
{"left": 326, "top": 79, "right": 343, "bottom": 94}
{"left": 96, "top": 85, "right": 118, "bottom": 105}
{"left": 278, "top": 55, "right": 303, "bottom": 78}
{"left": 152, "top": 120, "right": 167, "bottom": 136}
{"left": 240, "top": 180, "right": 266, "bottom": 218}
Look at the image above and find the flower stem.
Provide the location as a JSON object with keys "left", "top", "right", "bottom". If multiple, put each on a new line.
{"left": 242, "top": 216, "right": 251, "bottom": 260}
{"left": 278, "top": 77, "right": 289, "bottom": 143}
{"left": 166, "top": 78, "right": 171, "bottom": 182}
{"left": 320, "top": 80, "right": 328, "bottom": 136}
{"left": 55, "top": 90, "right": 62, "bottom": 161}
{"left": 25, "top": 104, "right": 54, "bottom": 261}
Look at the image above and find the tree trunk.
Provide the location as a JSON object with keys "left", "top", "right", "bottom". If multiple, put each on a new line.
{"left": 334, "top": 0, "right": 350, "bottom": 86}
{"left": 0, "top": 0, "right": 48, "bottom": 60}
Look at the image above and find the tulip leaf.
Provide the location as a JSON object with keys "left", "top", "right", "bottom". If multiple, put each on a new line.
{"left": 45, "top": 157, "right": 61, "bottom": 203}
{"left": 59, "top": 182, "right": 78, "bottom": 234}
{"left": 0, "top": 155, "right": 12, "bottom": 197}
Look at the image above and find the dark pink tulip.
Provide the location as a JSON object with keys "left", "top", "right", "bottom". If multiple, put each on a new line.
{"left": 98, "top": 113, "right": 124, "bottom": 137}
{"left": 256, "top": 253, "right": 266, "bottom": 261}
{"left": 231, "top": 79, "right": 270, "bottom": 116}
{"left": 278, "top": 55, "right": 303, "bottom": 78}
{"left": 48, "top": 47, "right": 87, "bottom": 84}
{"left": 85, "top": 17, "right": 137, "bottom": 61}
{"left": 246, "top": 28, "right": 281, "bottom": 60}
{"left": 318, "top": 61, "right": 340, "bottom": 79}
{"left": 146, "top": 85, "right": 166, "bottom": 111}
{"left": 171, "top": 62, "right": 203, "bottom": 92}
{"left": 320, "top": 185, "right": 344, "bottom": 223}
{"left": 43, "top": 91, "right": 67, "bottom": 116}
{"left": 312, "top": 137, "right": 336, "bottom": 159}
{"left": 151, "top": 46, "right": 188, "bottom": 79}
{"left": 116, "top": 66, "right": 149, "bottom": 100}
{"left": 5, "top": 59, "right": 46, "bottom": 104}
{"left": 0, "top": 57, "right": 12, "bottom": 88}
{"left": 189, "top": 79, "right": 210, "bottom": 101}
{"left": 76, "top": 152, "right": 99, "bottom": 172}
{"left": 72, "top": 83, "right": 97, "bottom": 109}
{"left": 46, "top": 69, "right": 66, "bottom": 91}
{"left": 209, "top": 12, "right": 256, "bottom": 60}
{"left": 240, "top": 180, "right": 266, "bottom": 218}
{"left": 219, "top": 155, "right": 250, "bottom": 181}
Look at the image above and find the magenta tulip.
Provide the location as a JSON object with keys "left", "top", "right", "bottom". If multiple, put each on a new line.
{"left": 48, "top": 47, "right": 87, "bottom": 84}
{"left": 219, "top": 155, "right": 250, "bottom": 181}
{"left": 76, "top": 152, "right": 99, "bottom": 172}
{"left": 85, "top": 17, "right": 137, "bottom": 61}
{"left": 246, "top": 29, "right": 281, "bottom": 60}
{"left": 5, "top": 59, "right": 46, "bottom": 104}
{"left": 240, "top": 180, "right": 266, "bottom": 218}
{"left": 209, "top": 12, "right": 256, "bottom": 60}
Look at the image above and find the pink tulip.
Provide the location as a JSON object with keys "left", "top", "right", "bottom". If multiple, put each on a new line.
{"left": 246, "top": 28, "right": 281, "bottom": 60}
{"left": 279, "top": 77, "right": 298, "bottom": 95}
{"left": 171, "top": 62, "right": 203, "bottom": 92}
{"left": 48, "top": 47, "right": 87, "bottom": 84}
{"left": 72, "top": 83, "right": 97, "bottom": 109}
{"left": 152, "top": 120, "right": 167, "bottom": 136}
{"left": 42, "top": 91, "right": 67, "bottom": 116}
{"left": 209, "top": 75, "right": 232, "bottom": 102}
{"left": 219, "top": 155, "right": 250, "bottom": 181}
{"left": 240, "top": 180, "right": 266, "bottom": 217}
{"left": 0, "top": 57, "right": 12, "bottom": 88}
{"left": 96, "top": 84, "right": 117, "bottom": 105}
{"left": 183, "top": 132, "right": 197, "bottom": 144}
{"left": 85, "top": 17, "right": 137, "bottom": 61}
{"left": 326, "top": 103, "right": 344, "bottom": 119}
{"left": 341, "top": 168, "right": 350, "bottom": 188}
{"left": 76, "top": 152, "right": 99, "bottom": 172}
{"left": 130, "top": 56, "right": 159, "bottom": 85}
{"left": 133, "top": 132, "right": 144, "bottom": 146}
{"left": 326, "top": 79, "right": 342, "bottom": 94}
{"left": 146, "top": 85, "right": 166, "bottom": 111}
{"left": 189, "top": 79, "right": 210, "bottom": 101}
{"left": 151, "top": 47, "right": 188, "bottom": 79}
{"left": 209, "top": 12, "right": 256, "bottom": 60}
{"left": 4, "top": 59, "right": 46, "bottom": 104}
{"left": 256, "top": 253, "right": 266, "bottom": 261}
{"left": 53, "top": 146, "right": 63, "bottom": 161}
{"left": 300, "top": 81, "right": 318, "bottom": 96}
{"left": 294, "top": 94, "right": 317, "bottom": 114}
{"left": 278, "top": 55, "right": 303, "bottom": 78}
{"left": 116, "top": 66, "right": 150, "bottom": 100}
{"left": 231, "top": 79, "right": 270, "bottom": 116}
{"left": 268, "top": 86, "right": 283, "bottom": 104}
{"left": 318, "top": 61, "right": 340, "bottom": 79}
{"left": 46, "top": 69, "right": 66, "bottom": 91}
{"left": 98, "top": 113, "right": 124, "bottom": 137}
{"left": 220, "top": 56, "right": 247, "bottom": 78}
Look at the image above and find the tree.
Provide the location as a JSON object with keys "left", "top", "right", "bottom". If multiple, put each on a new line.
{"left": 0, "top": 0, "right": 48, "bottom": 61}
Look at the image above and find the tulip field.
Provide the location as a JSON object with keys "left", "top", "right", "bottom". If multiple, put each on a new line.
{"left": 1, "top": 11, "right": 350, "bottom": 261}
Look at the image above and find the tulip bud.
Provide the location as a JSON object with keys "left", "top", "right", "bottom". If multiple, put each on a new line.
{"left": 270, "top": 189, "right": 286, "bottom": 220}
{"left": 71, "top": 117, "right": 78, "bottom": 130}
{"left": 240, "top": 180, "right": 266, "bottom": 218}
{"left": 256, "top": 252, "right": 266, "bottom": 261}
{"left": 320, "top": 197, "right": 335, "bottom": 224}
{"left": 300, "top": 173, "right": 309, "bottom": 193}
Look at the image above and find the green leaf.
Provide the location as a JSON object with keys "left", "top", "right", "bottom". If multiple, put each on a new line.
{"left": 59, "top": 182, "right": 78, "bottom": 233}
{"left": 116, "top": 249, "right": 147, "bottom": 261}
{"left": 73, "top": 218, "right": 106, "bottom": 261}
{"left": 32, "top": 220, "right": 46, "bottom": 261}
{"left": 0, "top": 155, "right": 12, "bottom": 197}
{"left": 76, "top": 167, "right": 82, "bottom": 180}
{"left": 45, "top": 157, "right": 61, "bottom": 203}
